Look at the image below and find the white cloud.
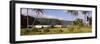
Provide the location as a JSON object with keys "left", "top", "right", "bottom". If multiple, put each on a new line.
{"left": 41, "top": 15, "right": 57, "bottom": 19}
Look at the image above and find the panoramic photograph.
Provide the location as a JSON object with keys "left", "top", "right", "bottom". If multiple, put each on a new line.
{"left": 20, "top": 8, "right": 92, "bottom": 36}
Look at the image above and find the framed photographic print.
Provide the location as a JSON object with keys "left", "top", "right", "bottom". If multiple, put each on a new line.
{"left": 10, "top": 1, "right": 97, "bottom": 43}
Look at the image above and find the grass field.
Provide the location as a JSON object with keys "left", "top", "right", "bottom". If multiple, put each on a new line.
{"left": 21, "top": 26, "right": 92, "bottom": 35}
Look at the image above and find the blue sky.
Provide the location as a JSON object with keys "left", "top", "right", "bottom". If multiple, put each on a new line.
{"left": 21, "top": 8, "right": 92, "bottom": 21}
{"left": 44, "top": 9, "right": 76, "bottom": 21}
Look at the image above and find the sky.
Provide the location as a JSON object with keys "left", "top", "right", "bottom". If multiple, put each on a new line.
{"left": 21, "top": 8, "right": 92, "bottom": 21}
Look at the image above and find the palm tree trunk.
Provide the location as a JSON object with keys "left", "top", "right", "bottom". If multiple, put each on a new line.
{"left": 31, "top": 17, "right": 37, "bottom": 28}
{"left": 31, "top": 9, "right": 44, "bottom": 29}
{"left": 27, "top": 8, "right": 29, "bottom": 29}
{"left": 31, "top": 12, "right": 39, "bottom": 29}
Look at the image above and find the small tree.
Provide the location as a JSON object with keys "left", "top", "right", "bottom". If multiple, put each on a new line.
{"left": 73, "top": 19, "right": 84, "bottom": 26}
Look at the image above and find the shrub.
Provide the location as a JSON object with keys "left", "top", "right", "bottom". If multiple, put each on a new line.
{"left": 59, "top": 29, "right": 63, "bottom": 32}
{"left": 42, "top": 28, "right": 50, "bottom": 32}
{"left": 43, "top": 29, "right": 50, "bottom": 32}
{"left": 73, "top": 26, "right": 80, "bottom": 32}
{"left": 68, "top": 27, "right": 74, "bottom": 32}
{"left": 73, "top": 19, "right": 84, "bottom": 26}
{"left": 32, "top": 28, "right": 40, "bottom": 32}
{"left": 24, "top": 30, "right": 30, "bottom": 34}
{"left": 51, "top": 25, "right": 55, "bottom": 28}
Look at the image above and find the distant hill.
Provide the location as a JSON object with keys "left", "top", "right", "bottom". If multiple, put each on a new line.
{"left": 37, "top": 18, "right": 73, "bottom": 25}
{"left": 21, "top": 15, "right": 73, "bottom": 28}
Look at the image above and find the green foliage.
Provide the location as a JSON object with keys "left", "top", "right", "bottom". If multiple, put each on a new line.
{"left": 43, "top": 28, "right": 50, "bottom": 32}
{"left": 51, "top": 25, "right": 55, "bottom": 28}
{"left": 73, "top": 19, "right": 84, "bottom": 26}
{"left": 32, "top": 28, "right": 40, "bottom": 32}
{"left": 21, "top": 26, "right": 92, "bottom": 35}
{"left": 23, "top": 29, "right": 30, "bottom": 34}
{"left": 68, "top": 27, "right": 74, "bottom": 32}
{"left": 59, "top": 29, "right": 63, "bottom": 32}
{"left": 68, "top": 26, "right": 80, "bottom": 32}
{"left": 39, "top": 18, "right": 61, "bottom": 25}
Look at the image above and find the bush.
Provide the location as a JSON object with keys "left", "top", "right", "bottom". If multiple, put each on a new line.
{"left": 68, "top": 27, "right": 74, "bottom": 32}
{"left": 23, "top": 30, "right": 30, "bottom": 34}
{"left": 51, "top": 25, "right": 55, "bottom": 28}
{"left": 43, "top": 29, "right": 50, "bottom": 32}
{"left": 73, "top": 19, "right": 84, "bottom": 26}
{"left": 73, "top": 26, "right": 80, "bottom": 32}
{"left": 32, "top": 28, "right": 40, "bottom": 32}
{"left": 59, "top": 29, "right": 63, "bottom": 32}
{"left": 68, "top": 26, "right": 80, "bottom": 32}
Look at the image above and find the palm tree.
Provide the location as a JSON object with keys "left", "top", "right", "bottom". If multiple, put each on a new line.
{"left": 81, "top": 11, "right": 90, "bottom": 25}
{"left": 67, "top": 10, "right": 91, "bottom": 25}
{"left": 27, "top": 8, "right": 29, "bottom": 29}
{"left": 67, "top": 10, "right": 84, "bottom": 23}
{"left": 81, "top": 11, "right": 90, "bottom": 20}
{"left": 31, "top": 9, "right": 45, "bottom": 28}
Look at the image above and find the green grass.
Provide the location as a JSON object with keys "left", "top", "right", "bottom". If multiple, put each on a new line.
{"left": 21, "top": 26, "right": 92, "bottom": 36}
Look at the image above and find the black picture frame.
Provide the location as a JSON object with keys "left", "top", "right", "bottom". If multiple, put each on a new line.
{"left": 10, "top": 1, "right": 97, "bottom": 43}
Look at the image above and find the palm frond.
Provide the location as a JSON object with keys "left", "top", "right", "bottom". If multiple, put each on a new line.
{"left": 67, "top": 10, "right": 78, "bottom": 16}
{"left": 33, "top": 9, "right": 45, "bottom": 15}
{"left": 82, "top": 11, "right": 90, "bottom": 15}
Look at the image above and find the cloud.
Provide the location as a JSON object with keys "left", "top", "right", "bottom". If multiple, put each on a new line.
{"left": 41, "top": 15, "right": 57, "bottom": 19}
